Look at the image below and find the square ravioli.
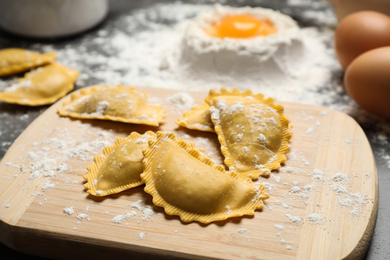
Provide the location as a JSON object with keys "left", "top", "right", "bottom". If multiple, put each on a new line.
{"left": 58, "top": 85, "right": 166, "bottom": 126}
{"left": 0, "top": 62, "right": 79, "bottom": 106}
{"left": 205, "top": 88, "right": 292, "bottom": 179}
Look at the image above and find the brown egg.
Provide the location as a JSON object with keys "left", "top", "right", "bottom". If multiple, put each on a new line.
{"left": 335, "top": 11, "right": 390, "bottom": 69}
{"left": 345, "top": 46, "right": 390, "bottom": 118}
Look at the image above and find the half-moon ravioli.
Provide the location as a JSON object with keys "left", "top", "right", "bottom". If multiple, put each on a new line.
{"left": 0, "top": 48, "right": 56, "bottom": 77}
{"left": 0, "top": 62, "right": 78, "bottom": 106}
{"left": 141, "top": 131, "right": 269, "bottom": 224}
{"left": 58, "top": 85, "right": 166, "bottom": 126}
{"left": 205, "top": 88, "right": 292, "bottom": 179}
{"left": 84, "top": 131, "right": 157, "bottom": 196}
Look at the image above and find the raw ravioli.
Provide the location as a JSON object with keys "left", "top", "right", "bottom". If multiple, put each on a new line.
{"left": 84, "top": 131, "right": 156, "bottom": 196}
{"left": 0, "top": 62, "right": 78, "bottom": 106}
{"left": 58, "top": 85, "right": 166, "bottom": 126}
{"left": 0, "top": 48, "right": 56, "bottom": 77}
{"left": 205, "top": 88, "right": 292, "bottom": 179}
{"left": 176, "top": 102, "right": 214, "bottom": 132}
{"left": 141, "top": 131, "right": 269, "bottom": 224}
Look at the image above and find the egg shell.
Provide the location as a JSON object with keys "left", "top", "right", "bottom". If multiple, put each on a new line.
{"left": 335, "top": 11, "right": 390, "bottom": 69}
{"left": 345, "top": 46, "right": 390, "bottom": 118}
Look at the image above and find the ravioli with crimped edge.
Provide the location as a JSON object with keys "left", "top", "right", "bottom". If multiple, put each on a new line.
{"left": 0, "top": 48, "right": 56, "bottom": 77}
{"left": 141, "top": 131, "right": 269, "bottom": 224}
{"left": 84, "top": 131, "right": 156, "bottom": 197}
{"left": 205, "top": 88, "right": 292, "bottom": 179}
{"left": 176, "top": 102, "right": 214, "bottom": 132}
{"left": 0, "top": 62, "right": 78, "bottom": 106}
{"left": 58, "top": 85, "right": 166, "bottom": 126}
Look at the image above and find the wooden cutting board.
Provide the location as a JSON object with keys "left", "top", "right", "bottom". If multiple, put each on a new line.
{"left": 0, "top": 86, "right": 378, "bottom": 260}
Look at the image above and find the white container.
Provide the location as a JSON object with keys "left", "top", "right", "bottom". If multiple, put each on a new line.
{"left": 0, "top": 0, "right": 108, "bottom": 38}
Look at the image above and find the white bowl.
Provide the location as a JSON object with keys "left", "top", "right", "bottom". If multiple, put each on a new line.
{"left": 0, "top": 0, "right": 108, "bottom": 38}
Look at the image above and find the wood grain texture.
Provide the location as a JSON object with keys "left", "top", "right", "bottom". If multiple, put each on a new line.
{"left": 0, "top": 86, "right": 378, "bottom": 260}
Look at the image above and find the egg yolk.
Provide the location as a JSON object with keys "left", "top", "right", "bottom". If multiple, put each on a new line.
{"left": 205, "top": 14, "right": 277, "bottom": 38}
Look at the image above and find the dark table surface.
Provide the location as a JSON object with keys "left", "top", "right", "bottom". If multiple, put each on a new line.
{"left": 0, "top": 0, "right": 389, "bottom": 259}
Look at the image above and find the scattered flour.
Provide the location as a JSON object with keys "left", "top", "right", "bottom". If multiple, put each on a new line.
{"left": 167, "top": 92, "right": 195, "bottom": 113}
{"left": 131, "top": 200, "right": 144, "bottom": 211}
{"left": 289, "top": 186, "right": 301, "bottom": 193}
{"left": 310, "top": 169, "right": 325, "bottom": 182}
{"left": 41, "top": 181, "right": 55, "bottom": 190}
{"left": 138, "top": 232, "right": 146, "bottom": 240}
{"left": 9, "top": 126, "right": 114, "bottom": 192}
{"left": 281, "top": 166, "right": 296, "bottom": 174}
{"left": 63, "top": 206, "right": 74, "bottom": 216}
{"left": 285, "top": 214, "right": 302, "bottom": 224}
{"left": 274, "top": 224, "right": 285, "bottom": 230}
{"left": 111, "top": 211, "right": 137, "bottom": 224}
{"left": 331, "top": 172, "right": 349, "bottom": 182}
{"left": 142, "top": 207, "right": 156, "bottom": 220}
{"left": 238, "top": 228, "right": 247, "bottom": 234}
{"left": 76, "top": 213, "right": 88, "bottom": 221}
{"left": 307, "top": 213, "right": 323, "bottom": 224}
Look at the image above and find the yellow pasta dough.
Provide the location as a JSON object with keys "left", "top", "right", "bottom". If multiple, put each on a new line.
{"left": 58, "top": 85, "right": 166, "bottom": 126}
{"left": 84, "top": 131, "right": 156, "bottom": 196}
{"left": 0, "top": 62, "right": 79, "bottom": 106}
{"left": 176, "top": 102, "right": 214, "bottom": 132}
{"left": 141, "top": 131, "right": 269, "bottom": 224}
{"left": 205, "top": 88, "right": 292, "bottom": 179}
{"left": 0, "top": 48, "right": 56, "bottom": 77}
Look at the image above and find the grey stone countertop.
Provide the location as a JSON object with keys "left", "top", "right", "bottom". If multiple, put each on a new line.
{"left": 0, "top": 0, "right": 389, "bottom": 259}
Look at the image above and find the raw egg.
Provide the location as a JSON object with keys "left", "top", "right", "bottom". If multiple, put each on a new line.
{"left": 205, "top": 14, "right": 277, "bottom": 38}
{"left": 335, "top": 11, "right": 390, "bottom": 69}
{"left": 344, "top": 46, "right": 390, "bottom": 118}
{"left": 179, "top": 5, "right": 307, "bottom": 83}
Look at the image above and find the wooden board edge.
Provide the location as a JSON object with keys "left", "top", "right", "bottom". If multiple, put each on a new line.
{"left": 8, "top": 224, "right": 217, "bottom": 260}
{"left": 344, "top": 163, "right": 379, "bottom": 260}
{"left": 341, "top": 113, "right": 378, "bottom": 260}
